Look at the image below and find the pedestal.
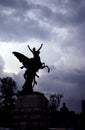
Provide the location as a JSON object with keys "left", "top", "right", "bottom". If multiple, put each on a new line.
{"left": 12, "top": 92, "right": 50, "bottom": 130}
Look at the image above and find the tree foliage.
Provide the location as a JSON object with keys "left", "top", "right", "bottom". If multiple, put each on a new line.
{"left": 49, "top": 93, "right": 63, "bottom": 111}
{"left": 0, "top": 77, "right": 17, "bottom": 109}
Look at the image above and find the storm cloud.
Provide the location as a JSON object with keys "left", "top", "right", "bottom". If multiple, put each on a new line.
{"left": 0, "top": 0, "right": 85, "bottom": 113}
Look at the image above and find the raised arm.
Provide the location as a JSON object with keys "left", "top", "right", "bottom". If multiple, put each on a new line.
{"left": 28, "top": 45, "right": 33, "bottom": 53}
{"left": 38, "top": 44, "right": 43, "bottom": 51}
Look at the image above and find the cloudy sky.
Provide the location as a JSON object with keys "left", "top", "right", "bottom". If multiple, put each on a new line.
{"left": 0, "top": 0, "right": 85, "bottom": 113}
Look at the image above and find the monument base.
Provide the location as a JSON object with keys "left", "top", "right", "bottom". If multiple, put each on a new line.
{"left": 12, "top": 92, "right": 50, "bottom": 130}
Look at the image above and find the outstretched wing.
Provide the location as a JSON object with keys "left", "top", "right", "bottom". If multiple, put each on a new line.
{"left": 12, "top": 52, "right": 30, "bottom": 68}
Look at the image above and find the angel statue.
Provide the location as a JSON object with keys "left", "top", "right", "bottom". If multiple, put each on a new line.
{"left": 12, "top": 44, "right": 50, "bottom": 94}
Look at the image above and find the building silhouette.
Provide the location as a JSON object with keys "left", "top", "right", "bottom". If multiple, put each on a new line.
{"left": 82, "top": 100, "right": 85, "bottom": 113}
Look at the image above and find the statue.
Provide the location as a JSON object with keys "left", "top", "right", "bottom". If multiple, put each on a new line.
{"left": 12, "top": 44, "right": 50, "bottom": 94}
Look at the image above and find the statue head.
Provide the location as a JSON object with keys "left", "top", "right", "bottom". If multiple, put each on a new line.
{"left": 33, "top": 47, "right": 36, "bottom": 52}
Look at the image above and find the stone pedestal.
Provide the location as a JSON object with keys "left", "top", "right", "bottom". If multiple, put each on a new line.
{"left": 12, "top": 92, "right": 50, "bottom": 130}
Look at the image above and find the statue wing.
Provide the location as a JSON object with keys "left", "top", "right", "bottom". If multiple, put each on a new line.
{"left": 12, "top": 52, "right": 30, "bottom": 68}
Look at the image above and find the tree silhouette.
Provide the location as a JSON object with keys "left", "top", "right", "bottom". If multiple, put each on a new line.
{"left": 0, "top": 77, "right": 17, "bottom": 110}
{"left": 49, "top": 93, "right": 63, "bottom": 111}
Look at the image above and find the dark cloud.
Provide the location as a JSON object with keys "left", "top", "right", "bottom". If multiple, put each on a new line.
{"left": 0, "top": 0, "right": 29, "bottom": 10}
{"left": 0, "top": 0, "right": 85, "bottom": 113}
{"left": 34, "top": 0, "right": 85, "bottom": 27}
{"left": 34, "top": 66, "right": 85, "bottom": 112}
{"left": 0, "top": 0, "right": 55, "bottom": 42}
{"left": 0, "top": 0, "right": 85, "bottom": 42}
{"left": 0, "top": 15, "right": 51, "bottom": 42}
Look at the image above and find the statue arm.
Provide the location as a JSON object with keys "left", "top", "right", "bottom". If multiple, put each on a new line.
{"left": 38, "top": 44, "right": 43, "bottom": 51}
{"left": 28, "top": 45, "right": 33, "bottom": 53}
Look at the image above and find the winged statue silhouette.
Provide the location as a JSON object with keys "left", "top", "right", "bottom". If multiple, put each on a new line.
{"left": 12, "top": 44, "right": 50, "bottom": 94}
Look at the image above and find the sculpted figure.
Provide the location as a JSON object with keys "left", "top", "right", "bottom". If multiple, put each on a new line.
{"left": 28, "top": 44, "right": 43, "bottom": 58}
{"left": 12, "top": 44, "right": 50, "bottom": 94}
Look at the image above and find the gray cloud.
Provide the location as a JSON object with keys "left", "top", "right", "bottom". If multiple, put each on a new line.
{"left": 0, "top": 55, "right": 24, "bottom": 90}
{"left": 13, "top": 70, "right": 25, "bottom": 90}
{"left": 0, "top": 0, "right": 29, "bottom": 10}
{"left": 32, "top": 0, "right": 85, "bottom": 27}
{"left": 0, "top": 56, "right": 5, "bottom": 77}
{"left": 35, "top": 66, "right": 85, "bottom": 112}
{"left": 0, "top": 0, "right": 85, "bottom": 42}
{"left": 0, "top": 0, "right": 54, "bottom": 42}
{"left": 0, "top": 0, "right": 85, "bottom": 113}
{"left": 0, "top": 10, "right": 52, "bottom": 42}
